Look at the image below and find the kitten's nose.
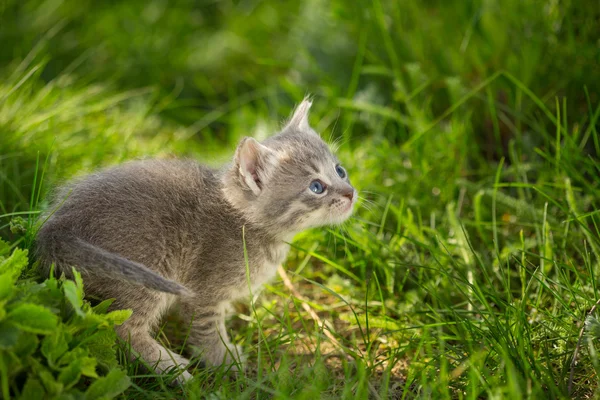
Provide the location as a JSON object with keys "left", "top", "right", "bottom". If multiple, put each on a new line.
{"left": 341, "top": 187, "right": 354, "bottom": 201}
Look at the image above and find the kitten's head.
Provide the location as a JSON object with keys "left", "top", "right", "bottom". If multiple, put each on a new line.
{"left": 222, "top": 99, "right": 356, "bottom": 235}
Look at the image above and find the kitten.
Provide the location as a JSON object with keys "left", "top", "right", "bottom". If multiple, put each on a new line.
{"left": 35, "top": 99, "right": 356, "bottom": 382}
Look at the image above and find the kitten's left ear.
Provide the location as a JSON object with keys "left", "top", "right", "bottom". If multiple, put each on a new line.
{"left": 285, "top": 97, "right": 312, "bottom": 131}
{"left": 234, "top": 137, "right": 277, "bottom": 196}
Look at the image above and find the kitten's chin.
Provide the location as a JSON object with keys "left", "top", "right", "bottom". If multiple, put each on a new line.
{"left": 325, "top": 201, "right": 355, "bottom": 226}
{"left": 329, "top": 209, "right": 354, "bottom": 226}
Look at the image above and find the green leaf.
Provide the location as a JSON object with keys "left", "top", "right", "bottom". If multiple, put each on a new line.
{"left": 42, "top": 330, "right": 70, "bottom": 367}
{"left": 92, "top": 299, "right": 114, "bottom": 315}
{"left": 73, "top": 268, "right": 85, "bottom": 293}
{"left": 57, "top": 350, "right": 98, "bottom": 380}
{"left": 40, "top": 370, "right": 64, "bottom": 396}
{"left": 53, "top": 393, "right": 79, "bottom": 400}
{"left": 79, "top": 313, "right": 105, "bottom": 328}
{"left": 4, "top": 354, "right": 24, "bottom": 382}
{"left": 0, "top": 239, "right": 10, "bottom": 258}
{"left": 104, "top": 309, "right": 132, "bottom": 325}
{"left": 0, "top": 272, "right": 15, "bottom": 301}
{"left": 0, "top": 321, "right": 20, "bottom": 349}
{"left": 18, "top": 376, "right": 45, "bottom": 400}
{"left": 63, "top": 280, "right": 85, "bottom": 317}
{"left": 45, "top": 274, "right": 61, "bottom": 297}
{"left": 58, "top": 359, "right": 82, "bottom": 389}
{"left": 84, "top": 369, "right": 130, "bottom": 400}
{"left": 59, "top": 348, "right": 88, "bottom": 367}
{"left": 0, "top": 248, "right": 28, "bottom": 279}
{"left": 80, "top": 357, "right": 98, "bottom": 378}
{"left": 86, "top": 330, "right": 118, "bottom": 370}
{"left": 32, "top": 359, "right": 64, "bottom": 396}
{"left": 14, "top": 332, "right": 39, "bottom": 359}
{"left": 8, "top": 303, "right": 58, "bottom": 334}
{"left": 0, "top": 352, "right": 9, "bottom": 400}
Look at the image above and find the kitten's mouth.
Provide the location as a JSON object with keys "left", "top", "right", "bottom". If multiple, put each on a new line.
{"left": 343, "top": 199, "right": 354, "bottom": 213}
{"left": 339, "top": 195, "right": 356, "bottom": 219}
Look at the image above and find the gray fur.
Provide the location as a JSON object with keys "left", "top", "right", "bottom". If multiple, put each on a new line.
{"left": 35, "top": 99, "right": 356, "bottom": 382}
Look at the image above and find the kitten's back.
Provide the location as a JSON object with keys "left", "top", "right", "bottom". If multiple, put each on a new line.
{"left": 35, "top": 159, "right": 221, "bottom": 293}
{"left": 45, "top": 159, "right": 215, "bottom": 231}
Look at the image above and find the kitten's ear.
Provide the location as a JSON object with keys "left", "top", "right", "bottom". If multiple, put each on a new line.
{"left": 285, "top": 98, "right": 313, "bottom": 131}
{"left": 235, "top": 137, "right": 276, "bottom": 196}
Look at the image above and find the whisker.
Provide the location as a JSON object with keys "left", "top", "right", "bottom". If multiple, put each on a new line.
{"left": 359, "top": 190, "right": 387, "bottom": 199}
{"left": 328, "top": 109, "right": 342, "bottom": 143}
{"left": 360, "top": 206, "right": 374, "bottom": 214}
{"left": 357, "top": 197, "right": 380, "bottom": 213}
{"left": 358, "top": 196, "right": 378, "bottom": 206}
{"left": 360, "top": 202, "right": 377, "bottom": 210}
{"left": 357, "top": 202, "right": 375, "bottom": 212}
{"left": 328, "top": 134, "right": 350, "bottom": 153}
{"left": 330, "top": 138, "right": 343, "bottom": 153}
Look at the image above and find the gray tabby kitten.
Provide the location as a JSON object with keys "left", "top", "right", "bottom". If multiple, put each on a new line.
{"left": 35, "top": 99, "right": 356, "bottom": 382}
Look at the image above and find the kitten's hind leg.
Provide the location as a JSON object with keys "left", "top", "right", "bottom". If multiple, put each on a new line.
{"left": 180, "top": 301, "right": 243, "bottom": 370}
{"left": 116, "top": 297, "right": 192, "bottom": 384}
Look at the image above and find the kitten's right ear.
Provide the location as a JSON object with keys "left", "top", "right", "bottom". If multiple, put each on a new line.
{"left": 285, "top": 97, "right": 313, "bottom": 131}
{"left": 234, "top": 137, "right": 276, "bottom": 196}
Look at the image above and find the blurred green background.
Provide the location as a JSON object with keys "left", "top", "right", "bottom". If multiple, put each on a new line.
{"left": 2, "top": 0, "right": 598, "bottom": 137}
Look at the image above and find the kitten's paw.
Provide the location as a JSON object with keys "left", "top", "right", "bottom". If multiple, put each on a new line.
{"left": 227, "top": 344, "right": 245, "bottom": 362}
{"left": 191, "top": 342, "right": 245, "bottom": 371}
{"left": 159, "top": 354, "right": 193, "bottom": 386}
{"left": 224, "top": 344, "right": 246, "bottom": 372}
{"left": 170, "top": 369, "right": 193, "bottom": 386}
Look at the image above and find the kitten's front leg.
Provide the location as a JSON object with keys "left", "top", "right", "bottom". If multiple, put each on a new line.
{"left": 181, "top": 302, "right": 243, "bottom": 369}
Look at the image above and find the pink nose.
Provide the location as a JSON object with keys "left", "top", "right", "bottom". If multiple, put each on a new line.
{"left": 341, "top": 188, "right": 354, "bottom": 201}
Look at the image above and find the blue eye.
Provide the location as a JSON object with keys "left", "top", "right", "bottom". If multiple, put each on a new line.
{"left": 335, "top": 165, "right": 347, "bottom": 179}
{"left": 309, "top": 180, "right": 325, "bottom": 194}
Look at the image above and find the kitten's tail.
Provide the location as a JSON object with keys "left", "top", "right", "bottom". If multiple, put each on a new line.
{"left": 40, "top": 235, "right": 191, "bottom": 296}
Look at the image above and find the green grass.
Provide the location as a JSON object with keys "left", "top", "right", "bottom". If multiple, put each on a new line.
{"left": 1, "top": 0, "right": 600, "bottom": 398}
